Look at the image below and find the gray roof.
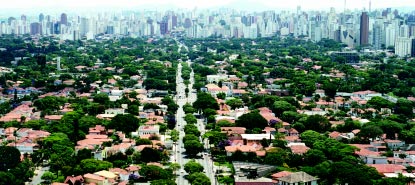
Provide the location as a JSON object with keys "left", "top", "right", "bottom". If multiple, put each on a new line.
{"left": 277, "top": 171, "right": 319, "bottom": 183}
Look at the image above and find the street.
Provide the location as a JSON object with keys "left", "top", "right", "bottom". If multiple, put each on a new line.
{"left": 174, "top": 41, "right": 216, "bottom": 184}
{"left": 30, "top": 166, "right": 49, "bottom": 185}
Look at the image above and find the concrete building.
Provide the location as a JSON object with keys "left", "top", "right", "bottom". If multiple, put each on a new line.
{"left": 395, "top": 37, "right": 413, "bottom": 57}
{"left": 360, "top": 12, "right": 369, "bottom": 46}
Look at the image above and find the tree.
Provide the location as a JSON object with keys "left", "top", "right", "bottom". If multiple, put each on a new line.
{"left": 281, "top": 111, "right": 302, "bottom": 124}
{"left": 131, "top": 152, "right": 141, "bottom": 164}
{"left": 184, "top": 140, "right": 204, "bottom": 156}
{"left": 170, "top": 130, "right": 179, "bottom": 142}
{"left": 141, "top": 147, "right": 162, "bottom": 163}
{"left": 368, "top": 96, "right": 394, "bottom": 111}
{"left": 183, "top": 103, "right": 196, "bottom": 114}
{"left": 202, "top": 108, "right": 217, "bottom": 118}
{"left": 79, "top": 159, "right": 113, "bottom": 174}
{"left": 41, "top": 171, "right": 55, "bottom": 184}
{"left": 218, "top": 176, "right": 234, "bottom": 185}
{"left": 203, "top": 131, "right": 227, "bottom": 145}
{"left": 193, "top": 92, "right": 219, "bottom": 112}
{"left": 140, "top": 165, "right": 173, "bottom": 181}
{"left": 107, "top": 114, "right": 140, "bottom": 134}
{"left": 395, "top": 98, "right": 414, "bottom": 118}
{"left": 187, "top": 172, "right": 211, "bottom": 185}
{"left": 263, "top": 148, "right": 287, "bottom": 165}
{"left": 135, "top": 138, "right": 152, "bottom": 146}
{"left": 322, "top": 81, "right": 338, "bottom": 98}
{"left": 304, "top": 149, "right": 327, "bottom": 166}
{"left": 359, "top": 125, "right": 383, "bottom": 141}
{"left": 183, "top": 134, "right": 199, "bottom": 144}
{"left": 76, "top": 148, "right": 92, "bottom": 162}
{"left": 217, "top": 92, "right": 226, "bottom": 100}
{"left": 272, "top": 101, "right": 296, "bottom": 117}
{"left": 184, "top": 114, "right": 197, "bottom": 124}
{"left": 93, "top": 93, "right": 110, "bottom": 105}
{"left": 184, "top": 160, "right": 204, "bottom": 174}
{"left": 378, "top": 120, "right": 403, "bottom": 140}
{"left": 300, "top": 130, "right": 326, "bottom": 147}
{"left": 128, "top": 105, "right": 139, "bottom": 115}
{"left": 33, "top": 96, "right": 67, "bottom": 111}
{"left": 226, "top": 98, "right": 244, "bottom": 110}
{"left": 151, "top": 179, "right": 176, "bottom": 185}
{"left": 143, "top": 103, "right": 161, "bottom": 110}
{"left": 184, "top": 124, "right": 201, "bottom": 136}
{"left": 168, "top": 163, "right": 181, "bottom": 174}
{"left": 235, "top": 111, "right": 268, "bottom": 130}
{"left": 0, "top": 171, "right": 15, "bottom": 185}
{"left": 0, "top": 146, "right": 21, "bottom": 171}
{"left": 303, "top": 115, "right": 331, "bottom": 133}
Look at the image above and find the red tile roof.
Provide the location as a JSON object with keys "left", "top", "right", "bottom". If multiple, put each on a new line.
{"left": 368, "top": 164, "right": 406, "bottom": 174}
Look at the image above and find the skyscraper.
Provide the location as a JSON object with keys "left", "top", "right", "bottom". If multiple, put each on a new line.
{"left": 61, "top": 13, "right": 68, "bottom": 25}
{"left": 160, "top": 21, "right": 168, "bottom": 35}
{"left": 30, "top": 22, "right": 42, "bottom": 35}
{"left": 360, "top": 12, "right": 369, "bottom": 46}
{"left": 39, "top": 13, "right": 44, "bottom": 22}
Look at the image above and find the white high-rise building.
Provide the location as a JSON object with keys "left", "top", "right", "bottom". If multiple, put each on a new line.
{"left": 399, "top": 25, "right": 409, "bottom": 38}
{"left": 385, "top": 24, "right": 396, "bottom": 47}
{"left": 395, "top": 37, "right": 413, "bottom": 57}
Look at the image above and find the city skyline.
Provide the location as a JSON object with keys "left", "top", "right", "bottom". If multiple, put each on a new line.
{"left": 0, "top": 0, "right": 414, "bottom": 14}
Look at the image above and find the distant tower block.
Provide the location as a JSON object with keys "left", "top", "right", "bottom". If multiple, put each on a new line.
{"left": 57, "top": 57, "right": 62, "bottom": 70}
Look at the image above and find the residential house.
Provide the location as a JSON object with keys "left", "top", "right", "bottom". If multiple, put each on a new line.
{"left": 205, "top": 83, "right": 230, "bottom": 97}
{"left": 237, "top": 82, "right": 248, "bottom": 89}
{"left": 241, "top": 134, "right": 275, "bottom": 144}
{"left": 83, "top": 173, "right": 109, "bottom": 185}
{"left": 276, "top": 171, "right": 319, "bottom": 185}
{"left": 104, "top": 108, "right": 125, "bottom": 115}
{"left": 232, "top": 89, "right": 247, "bottom": 97}
{"left": 367, "top": 164, "right": 406, "bottom": 176}
{"left": 64, "top": 175, "right": 84, "bottom": 185}
{"left": 221, "top": 127, "right": 246, "bottom": 136}
{"left": 288, "top": 143, "right": 310, "bottom": 155}
{"left": 384, "top": 139, "right": 406, "bottom": 150}
{"left": 109, "top": 168, "right": 132, "bottom": 181}
{"left": 207, "top": 74, "right": 230, "bottom": 83}
{"left": 271, "top": 171, "right": 292, "bottom": 184}
{"left": 136, "top": 125, "right": 160, "bottom": 136}
{"left": 352, "top": 90, "right": 382, "bottom": 101}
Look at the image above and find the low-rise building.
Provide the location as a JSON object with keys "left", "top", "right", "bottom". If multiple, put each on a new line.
{"left": 137, "top": 125, "right": 160, "bottom": 136}
{"left": 276, "top": 171, "right": 319, "bottom": 185}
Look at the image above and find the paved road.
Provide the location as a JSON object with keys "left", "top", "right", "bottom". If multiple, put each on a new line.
{"left": 175, "top": 62, "right": 191, "bottom": 185}
{"left": 175, "top": 41, "right": 216, "bottom": 185}
{"left": 31, "top": 166, "right": 49, "bottom": 185}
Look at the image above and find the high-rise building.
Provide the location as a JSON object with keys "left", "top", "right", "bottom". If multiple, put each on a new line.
{"left": 184, "top": 18, "right": 192, "bottom": 29}
{"left": 30, "top": 22, "right": 42, "bottom": 35}
{"left": 385, "top": 24, "right": 396, "bottom": 47}
{"left": 172, "top": 15, "right": 177, "bottom": 28}
{"left": 399, "top": 25, "right": 409, "bottom": 38}
{"left": 80, "top": 17, "right": 89, "bottom": 37}
{"left": 372, "top": 23, "right": 384, "bottom": 50}
{"left": 360, "top": 12, "right": 369, "bottom": 46}
{"left": 61, "top": 13, "right": 68, "bottom": 25}
{"left": 160, "top": 21, "right": 168, "bottom": 35}
{"left": 21, "top": 15, "right": 27, "bottom": 22}
{"left": 39, "top": 13, "right": 44, "bottom": 22}
{"left": 412, "top": 38, "right": 415, "bottom": 57}
{"left": 395, "top": 37, "right": 412, "bottom": 57}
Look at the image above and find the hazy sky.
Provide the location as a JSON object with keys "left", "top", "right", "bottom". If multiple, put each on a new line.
{"left": 0, "top": 0, "right": 413, "bottom": 12}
